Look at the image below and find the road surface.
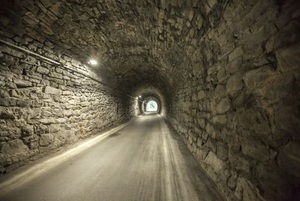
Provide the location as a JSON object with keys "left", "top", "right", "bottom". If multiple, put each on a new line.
{"left": 0, "top": 115, "right": 223, "bottom": 201}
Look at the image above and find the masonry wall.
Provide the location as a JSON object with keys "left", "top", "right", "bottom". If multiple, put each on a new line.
{"left": 0, "top": 37, "right": 130, "bottom": 173}
{"left": 168, "top": 0, "right": 300, "bottom": 200}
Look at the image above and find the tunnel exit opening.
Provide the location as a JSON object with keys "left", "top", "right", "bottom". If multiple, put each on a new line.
{"left": 145, "top": 100, "right": 158, "bottom": 112}
{"left": 131, "top": 87, "right": 167, "bottom": 117}
{"left": 139, "top": 96, "right": 161, "bottom": 115}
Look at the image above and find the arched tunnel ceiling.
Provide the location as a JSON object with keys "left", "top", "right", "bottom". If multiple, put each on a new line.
{"left": 0, "top": 0, "right": 220, "bottom": 94}
{"left": 116, "top": 64, "right": 172, "bottom": 96}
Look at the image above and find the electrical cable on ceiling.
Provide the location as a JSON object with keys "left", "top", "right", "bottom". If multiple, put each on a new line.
{"left": 0, "top": 38, "right": 143, "bottom": 102}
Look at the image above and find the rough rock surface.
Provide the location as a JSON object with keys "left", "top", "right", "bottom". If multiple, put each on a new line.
{"left": 0, "top": 0, "right": 299, "bottom": 201}
{"left": 166, "top": 1, "right": 300, "bottom": 201}
{"left": 0, "top": 43, "right": 130, "bottom": 173}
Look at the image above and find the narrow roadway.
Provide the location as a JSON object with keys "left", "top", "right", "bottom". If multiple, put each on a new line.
{"left": 0, "top": 115, "right": 223, "bottom": 201}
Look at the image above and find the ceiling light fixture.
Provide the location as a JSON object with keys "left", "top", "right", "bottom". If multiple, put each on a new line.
{"left": 88, "top": 59, "right": 98, "bottom": 65}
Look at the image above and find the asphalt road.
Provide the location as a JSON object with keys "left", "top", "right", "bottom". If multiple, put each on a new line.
{"left": 0, "top": 115, "right": 223, "bottom": 201}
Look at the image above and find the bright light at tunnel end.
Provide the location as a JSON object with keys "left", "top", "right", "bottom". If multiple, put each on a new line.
{"left": 88, "top": 59, "right": 98, "bottom": 65}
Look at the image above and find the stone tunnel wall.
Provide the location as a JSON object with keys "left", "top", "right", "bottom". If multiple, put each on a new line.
{"left": 168, "top": 1, "right": 300, "bottom": 201}
{"left": 0, "top": 37, "right": 130, "bottom": 172}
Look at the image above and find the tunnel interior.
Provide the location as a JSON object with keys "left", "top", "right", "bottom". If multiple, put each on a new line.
{"left": 0, "top": 0, "right": 300, "bottom": 201}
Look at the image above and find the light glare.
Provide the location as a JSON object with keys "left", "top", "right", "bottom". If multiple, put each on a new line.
{"left": 89, "top": 59, "right": 98, "bottom": 65}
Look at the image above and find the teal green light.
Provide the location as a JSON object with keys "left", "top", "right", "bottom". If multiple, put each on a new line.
{"left": 146, "top": 100, "right": 158, "bottom": 112}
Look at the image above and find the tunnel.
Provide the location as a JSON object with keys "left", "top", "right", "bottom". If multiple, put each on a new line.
{"left": 144, "top": 98, "right": 159, "bottom": 112}
{"left": 0, "top": 0, "right": 300, "bottom": 201}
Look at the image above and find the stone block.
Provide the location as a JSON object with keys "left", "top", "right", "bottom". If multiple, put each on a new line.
{"left": 228, "top": 146, "right": 252, "bottom": 175}
{"left": 234, "top": 177, "right": 265, "bottom": 201}
{"left": 207, "top": 65, "right": 219, "bottom": 75}
{"left": 252, "top": 57, "right": 270, "bottom": 68}
{"left": 50, "top": 78, "right": 64, "bottom": 85}
{"left": 57, "top": 130, "right": 77, "bottom": 144}
{"left": 196, "top": 138, "right": 203, "bottom": 147}
{"left": 241, "top": 138, "right": 269, "bottom": 162}
{"left": 197, "top": 90, "right": 206, "bottom": 99}
{"left": 0, "top": 89, "right": 9, "bottom": 98}
{"left": 277, "top": 141, "right": 300, "bottom": 177}
{"left": 39, "top": 118, "right": 55, "bottom": 125}
{"left": 197, "top": 118, "right": 206, "bottom": 129}
{"left": 226, "top": 73, "right": 243, "bottom": 93}
{"left": 0, "top": 81, "right": 5, "bottom": 87}
{"left": 177, "top": 0, "right": 184, "bottom": 6}
{"left": 275, "top": 19, "right": 300, "bottom": 47}
{"left": 265, "top": 36, "right": 276, "bottom": 54}
{"left": 55, "top": 67, "right": 63, "bottom": 74}
{"left": 194, "top": 126, "right": 202, "bottom": 135}
{"left": 62, "top": 90, "right": 73, "bottom": 95}
{"left": 53, "top": 108, "right": 64, "bottom": 117}
{"left": 206, "top": 123, "right": 216, "bottom": 139}
{"left": 41, "top": 109, "right": 52, "bottom": 118}
{"left": 243, "top": 65, "right": 277, "bottom": 89}
{"left": 40, "top": 0, "right": 52, "bottom": 8}
{"left": 212, "top": 115, "right": 226, "bottom": 124}
{"left": 204, "top": 2, "right": 211, "bottom": 13}
{"left": 41, "top": 79, "right": 50, "bottom": 85}
{"left": 28, "top": 140, "right": 39, "bottom": 150}
{"left": 225, "top": 57, "right": 243, "bottom": 74}
{"left": 21, "top": 125, "right": 34, "bottom": 137}
{"left": 205, "top": 137, "right": 217, "bottom": 153}
{"left": 223, "top": 5, "right": 234, "bottom": 21}
{"left": 228, "top": 46, "right": 243, "bottom": 62}
{"left": 0, "top": 122, "right": 20, "bottom": 138}
{"left": 17, "top": 99, "right": 32, "bottom": 107}
{"left": 264, "top": 73, "right": 295, "bottom": 102}
{"left": 36, "top": 66, "right": 49, "bottom": 74}
{"left": 170, "top": 0, "right": 177, "bottom": 6}
{"left": 217, "top": 68, "right": 226, "bottom": 82}
{"left": 0, "top": 98, "right": 17, "bottom": 107}
{"left": 202, "top": 131, "right": 209, "bottom": 141}
{"left": 34, "top": 124, "right": 49, "bottom": 134}
{"left": 51, "top": 21, "right": 64, "bottom": 35}
{"left": 44, "top": 86, "right": 62, "bottom": 95}
{"left": 195, "top": 148, "right": 209, "bottom": 161}
{"left": 275, "top": 44, "right": 300, "bottom": 72}
{"left": 6, "top": 81, "right": 17, "bottom": 89}
{"left": 0, "top": 108, "right": 15, "bottom": 120}
{"left": 227, "top": 173, "right": 238, "bottom": 190}
{"left": 39, "top": 133, "right": 54, "bottom": 147}
{"left": 188, "top": 9, "right": 194, "bottom": 21}
{"left": 204, "top": 151, "right": 225, "bottom": 172}
{"left": 14, "top": 79, "right": 32, "bottom": 88}
{"left": 64, "top": 110, "right": 73, "bottom": 117}
{"left": 188, "top": 135, "right": 193, "bottom": 145}
{"left": 158, "top": 9, "right": 164, "bottom": 19}
{"left": 1, "top": 139, "right": 29, "bottom": 155}
{"left": 216, "top": 98, "right": 230, "bottom": 114}
{"left": 216, "top": 142, "right": 228, "bottom": 160}
{"left": 237, "top": 109, "right": 271, "bottom": 135}
{"left": 192, "top": 92, "right": 198, "bottom": 101}
{"left": 28, "top": 109, "right": 41, "bottom": 120}
{"left": 9, "top": 89, "right": 19, "bottom": 98}
{"left": 214, "top": 84, "right": 226, "bottom": 97}
{"left": 49, "top": 124, "right": 60, "bottom": 133}
{"left": 56, "top": 118, "right": 67, "bottom": 124}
